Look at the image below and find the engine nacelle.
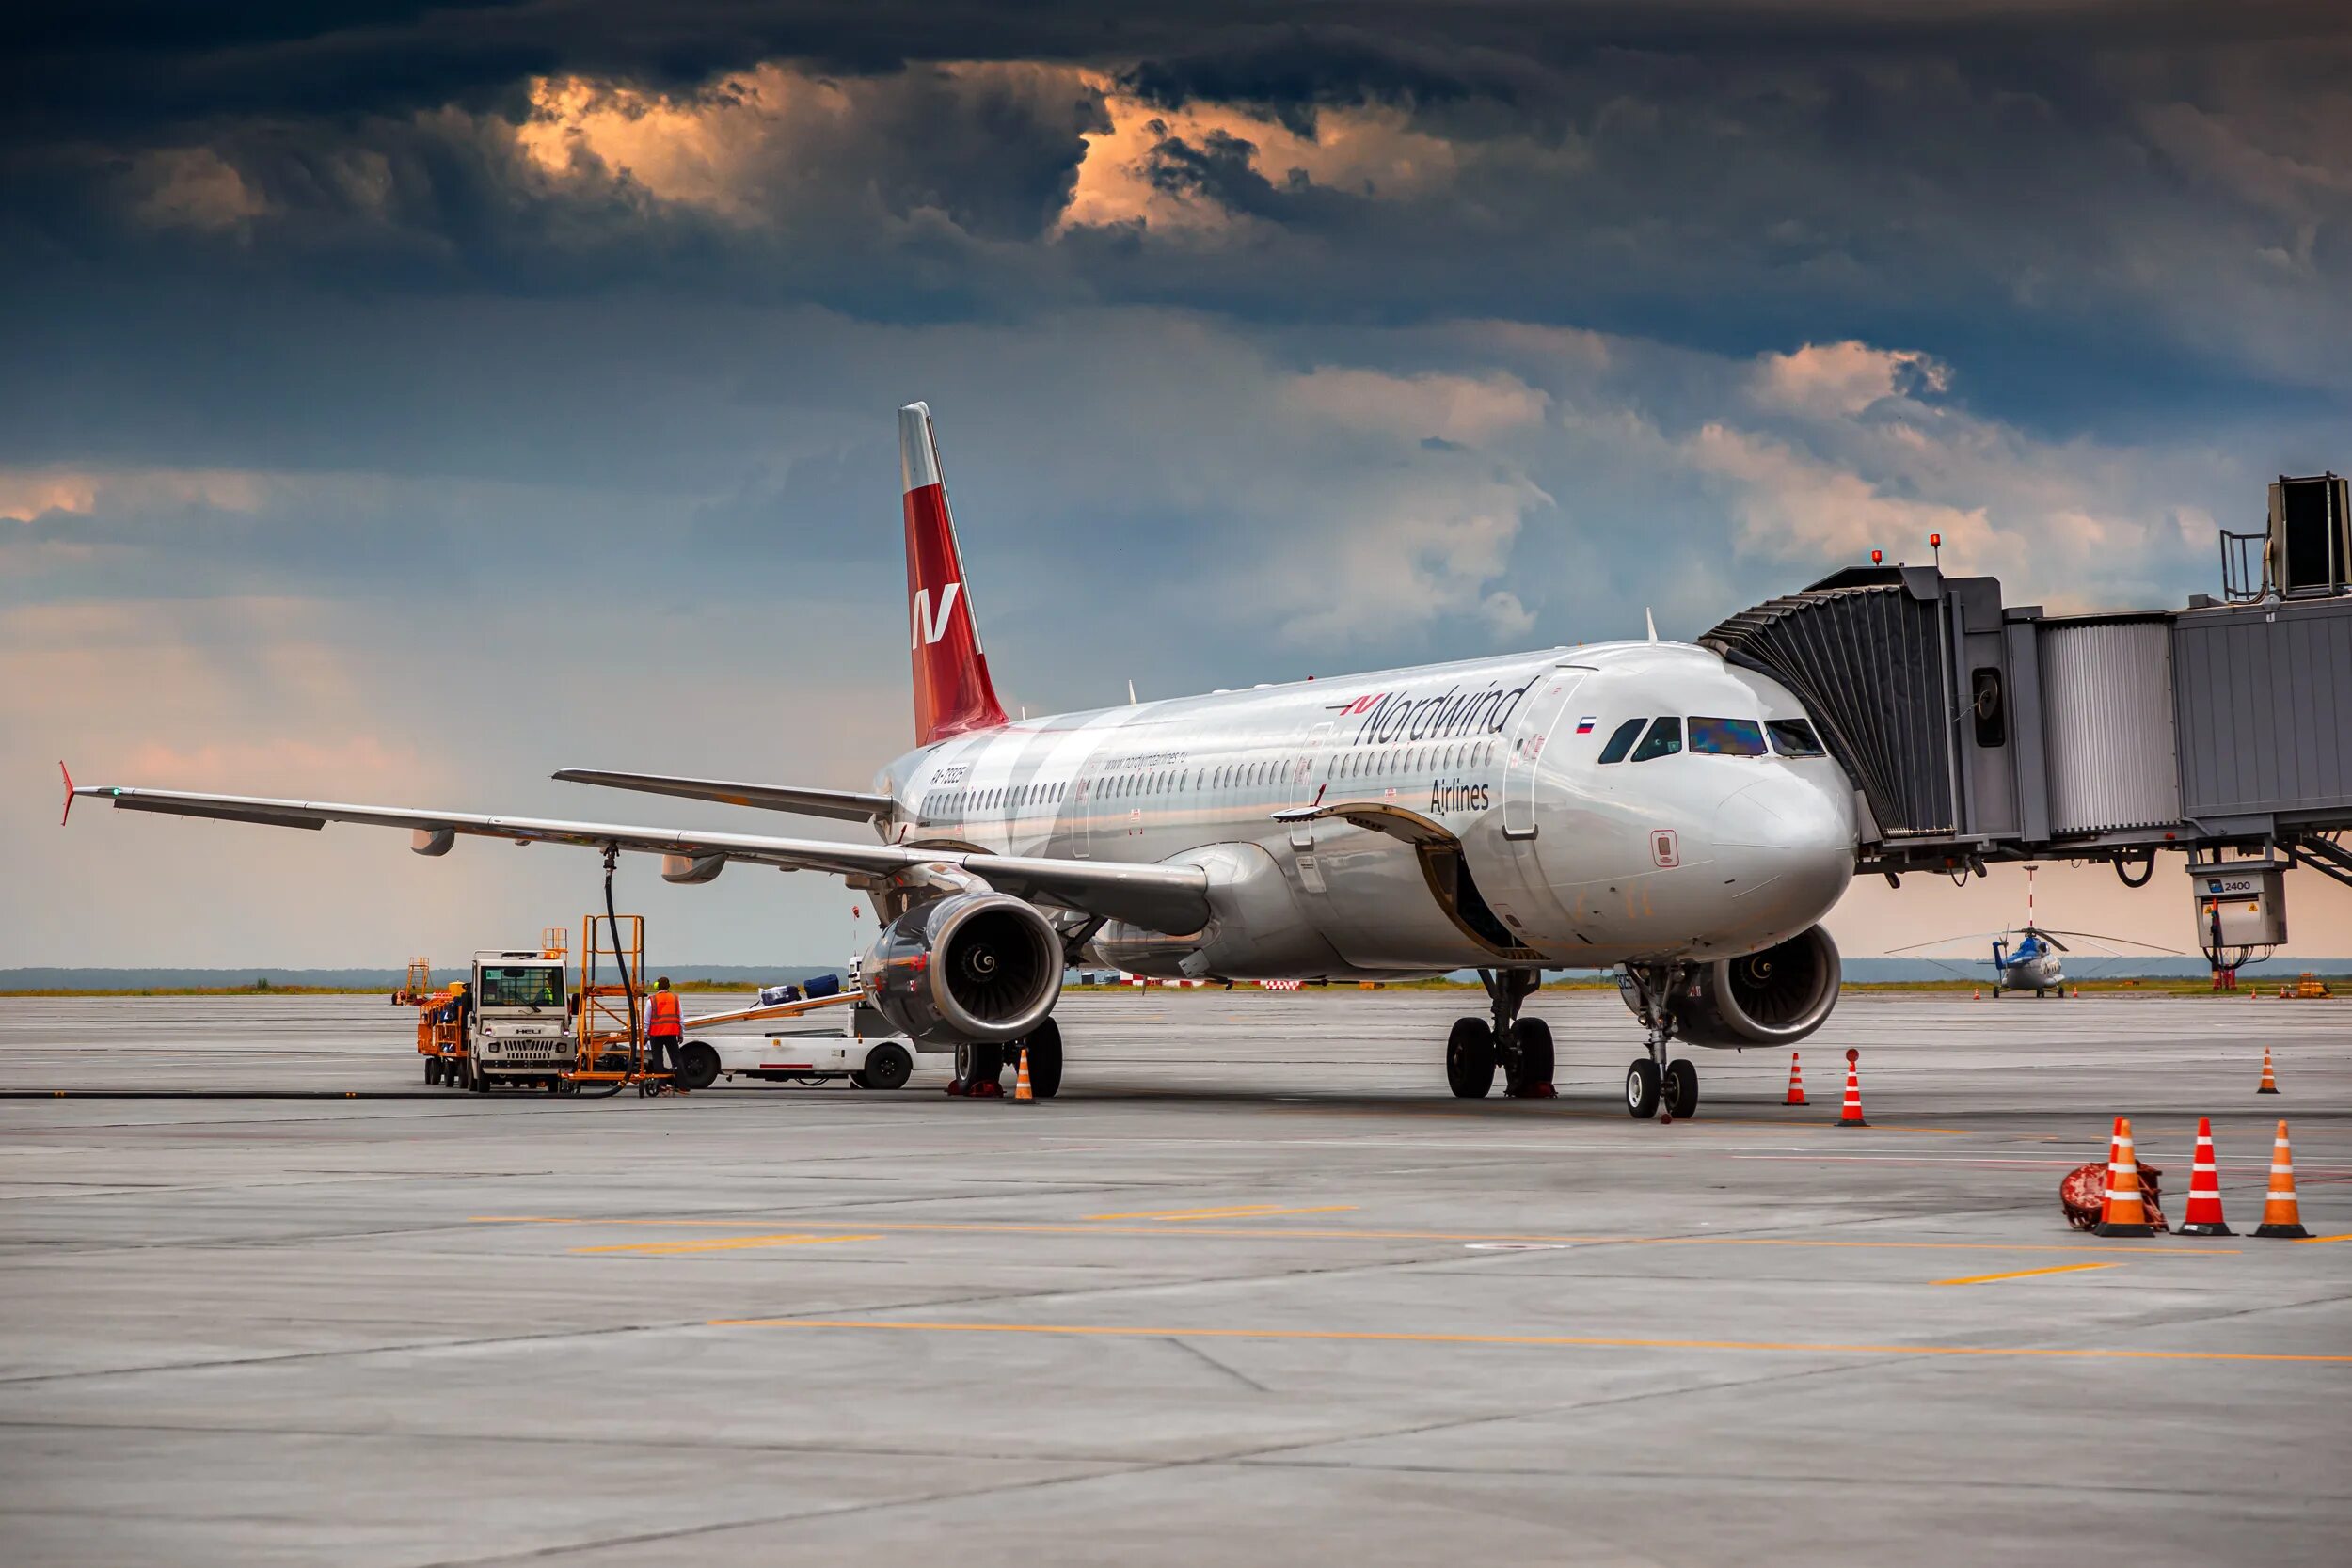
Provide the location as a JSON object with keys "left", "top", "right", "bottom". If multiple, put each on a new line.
{"left": 1651, "top": 925, "right": 1841, "bottom": 1048}
{"left": 861, "top": 892, "right": 1061, "bottom": 1048}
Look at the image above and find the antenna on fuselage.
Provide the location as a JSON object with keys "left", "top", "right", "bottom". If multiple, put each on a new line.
{"left": 1127, "top": 679, "right": 1138, "bottom": 705}
{"left": 1645, "top": 608, "right": 1660, "bottom": 642}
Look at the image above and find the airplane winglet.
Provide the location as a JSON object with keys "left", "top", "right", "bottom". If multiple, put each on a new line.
{"left": 59, "top": 761, "right": 73, "bottom": 827}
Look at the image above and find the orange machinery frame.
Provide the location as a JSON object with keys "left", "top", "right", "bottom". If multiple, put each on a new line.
{"left": 567, "top": 912, "right": 663, "bottom": 1085}
{"left": 410, "top": 958, "right": 466, "bottom": 1069}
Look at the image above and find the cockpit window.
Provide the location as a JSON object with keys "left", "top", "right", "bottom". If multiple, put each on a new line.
{"left": 1596, "top": 718, "right": 1646, "bottom": 765}
{"left": 1689, "top": 717, "right": 1768, "bottom": 756}
{"left": 1766, "top": 718, "right": 1827, "bottom": 758}
{"left": 1629, "top": 717, "right": 1683, "bottom": 762}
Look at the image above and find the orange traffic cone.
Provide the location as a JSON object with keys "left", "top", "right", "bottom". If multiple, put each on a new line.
{"left": 2094, "top": 1116, "right": 2154, "bottom": 1238}
{"left": 1837, "top": 1049, "right": 1867, "bottom": 1127}
{"left": 1972, "top": 988, "right": 1981, "bottom": 1001}
{"left": 1784, "top": 1052, "right": 1807, "bottom": 1106}
{"left": 1013, "top": 1045, "right": 1034, "bottom": 1102}
{"left": 2179, "top": 1117, "right": 2233, "bottom": 1237}
{"left": 2258, "top": 1046, "right": 2280, "bottom": 1094}
{"left": 2254, "top": 1120, "right": 2309, "bottom": 1239}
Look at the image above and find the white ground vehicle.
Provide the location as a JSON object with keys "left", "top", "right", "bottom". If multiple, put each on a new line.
{"left": 676, "top": 1002, "right": 922, "bottom": 1091}
{"left": 464, "top": 950, "right": 573, "bottom": 1088}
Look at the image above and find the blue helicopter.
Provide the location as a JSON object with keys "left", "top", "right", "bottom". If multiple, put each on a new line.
{"left": 1888, "top": 866, "right": 2176, "bottom": 995}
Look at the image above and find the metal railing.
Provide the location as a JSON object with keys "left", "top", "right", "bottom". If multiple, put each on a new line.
{"left": 2218, "top": 526, "right": 2270, "bottom": 603}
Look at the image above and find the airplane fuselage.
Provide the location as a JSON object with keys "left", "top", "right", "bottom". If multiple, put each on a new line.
{"left": 875, "top": 641, "right": 1858, "bottom": 979}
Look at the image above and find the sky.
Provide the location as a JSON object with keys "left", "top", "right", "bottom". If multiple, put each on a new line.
{"left": 5, "top": 1, "right": 2350, "bottom": 969}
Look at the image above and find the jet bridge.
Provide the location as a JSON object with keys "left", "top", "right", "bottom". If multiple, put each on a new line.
{"left": 1703, "top": 472, "right": 2352, "bottom": 965}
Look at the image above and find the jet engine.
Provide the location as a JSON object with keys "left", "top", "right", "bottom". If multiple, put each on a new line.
{"left": 860, "top": 892, "right": 1061, "bottom": 1048}
{"left": 1658, "top": 925, "right": 1842, "bottom": 1047}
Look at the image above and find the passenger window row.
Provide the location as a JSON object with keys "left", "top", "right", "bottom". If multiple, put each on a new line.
{"left": 920, "top": 736, "right": 1527, "bottom": 825}
{"left": 1597, "top": 715, "right": 1826, "bottom": 765}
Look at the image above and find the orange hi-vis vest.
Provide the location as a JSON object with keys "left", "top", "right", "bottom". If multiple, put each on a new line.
{"left": 647, "top": 990, "right": 682, "bottom": 1037}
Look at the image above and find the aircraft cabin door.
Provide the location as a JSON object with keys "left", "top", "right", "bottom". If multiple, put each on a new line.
{"left": 1073, "top": 774, "right": 1093, "bottom": 858}
{"left": 1500, "top": 669, "right": 1589, "bottom": 839}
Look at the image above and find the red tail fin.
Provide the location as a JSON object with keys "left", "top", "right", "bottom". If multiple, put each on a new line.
{"left": 900, "top": 402, "right": 1009, "bottom": 747}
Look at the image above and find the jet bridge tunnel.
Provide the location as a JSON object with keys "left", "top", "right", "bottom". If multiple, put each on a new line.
{"left": 1702, "top": 472, "right": 2352, "bottom": 967}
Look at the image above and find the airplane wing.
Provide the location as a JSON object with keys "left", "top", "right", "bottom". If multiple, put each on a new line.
{"left": 550, "top": 768, "right": 894, "bottom": 823}
{"left": 69, "top": 784, "right": 1210, "bottom": 932}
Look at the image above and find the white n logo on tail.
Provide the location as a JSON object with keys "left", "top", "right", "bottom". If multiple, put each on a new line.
{"left": 911, "top": 582, "right": 962, "bottom": 648}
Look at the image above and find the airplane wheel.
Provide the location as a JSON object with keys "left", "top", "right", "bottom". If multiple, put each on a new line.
{"left": 959, "top": 1043, "right": 1006, "bottom": 1093}
{"left": 1446, "top": 1018, "right": 1496, "bottom": 1099}
{"left": 675, "top": 1041, "right": 721, "bottom": 1091}
{"left": 1022, "top": 1018, "right": 1063, "bottom": 1099}
{"left": 850, "top": 1042, "right": 914, "bottom": 1092}
{"left": 1504, "top": 1017, "right": 1554, "bottom": 1096}
{"left": 1626, "top": 1058, "right": 1661, "bottom": 1119}
{"left": 1663, "top": 1058, "right": 1699, "bottom": 1120}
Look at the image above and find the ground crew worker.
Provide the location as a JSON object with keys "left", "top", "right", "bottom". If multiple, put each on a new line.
{"left": 643, "top": 976, "right": 685, "bottom": 1085}
{"left": 438, "top": 980, "right": 471, "bottom": 1069}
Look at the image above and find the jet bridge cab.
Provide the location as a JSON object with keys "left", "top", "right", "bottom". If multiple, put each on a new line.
{"left": 1457, "top": 644, "right": 1858, "bottom": 1119}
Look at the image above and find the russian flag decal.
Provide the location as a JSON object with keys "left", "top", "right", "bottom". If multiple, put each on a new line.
{"left": 1574, "top": 716, "right": 1597, "bottom": 735}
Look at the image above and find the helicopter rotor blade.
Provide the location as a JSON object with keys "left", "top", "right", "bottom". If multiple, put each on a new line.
{"left": 1883, "top": 931, "right": 2009, "bottom": 956}
{"left": 2035, "top": 929, "right": 2183, "bottom": 956}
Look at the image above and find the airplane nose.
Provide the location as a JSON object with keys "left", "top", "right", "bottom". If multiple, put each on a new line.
{"left": 1716, "top": 771, "right": 1857, "bottom": 920}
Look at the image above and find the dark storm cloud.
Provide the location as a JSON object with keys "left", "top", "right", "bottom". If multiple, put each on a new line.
{"left": 1, "top": 0, "right": 2345, "bottom": 465}
{"left": 10, "top": 2, "right": 2343, "bottom": 139}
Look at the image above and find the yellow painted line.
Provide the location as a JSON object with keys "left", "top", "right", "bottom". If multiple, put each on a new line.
{"left": 1084, "top": 1204, "right": 1358, "bottom": 1222}
{"left": 573, "top": 1233, "right": 877, "bottom": 1255}
{"left": 1936, "top": 1262, "right": 2119, "bottom": 1287}
{"left": 472, "top": 1216, "right": 2230, "bottom": 1255}
{"left": 704, "top": 1318, "right": 2352, "bottom": 1365}
{"left": 2296, "top": 1234, "right": 2352, "bottom": 1245}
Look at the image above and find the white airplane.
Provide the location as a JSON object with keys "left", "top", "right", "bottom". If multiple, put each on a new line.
{"left": 66, "top": 403, "right": 1858, "bottom": 1118}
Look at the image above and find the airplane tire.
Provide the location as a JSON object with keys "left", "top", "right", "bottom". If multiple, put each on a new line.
{"left": 1022, "top": 1019, "right": 1063, "bottom": 1099}
{"left": 1446, "top": 1018, "right": 1497, "bottom": 1099}
{"left": 1504, "top": 1018, "right": 1554, "bottom": 1095}
{"left": 1663, "top": 1058, "right": 1699, "bottom": 1120}
{"left": 1626, "top": 1058, "right": 1661, "bottom": 1118}
{"left": 958, "top": 1043, "right": 1006, "bottom": 1092}
{"left": 675, "top": 1041, "right": 721, "bottom": 1091}
{"left": 851, "top": 1042, "right": 914, "bottom": 1092}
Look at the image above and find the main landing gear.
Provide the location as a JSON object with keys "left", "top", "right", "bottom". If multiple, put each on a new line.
{"left": 1619, "top": 963, "right": 1700, "bottom": 1121}
{"left": 946, "top": 1017, "right": 1063, "bottom": 1099}
{"left": 1445, "top": 968, "right": 1555, "bottom": 1099}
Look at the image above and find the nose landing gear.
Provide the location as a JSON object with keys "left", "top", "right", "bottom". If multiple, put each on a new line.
{"left": 1621, "top": 963, "right": 1701, "bottom": 1121}
{"left": 1444, "top": 969, "right": 1554, "bottom": 1099}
